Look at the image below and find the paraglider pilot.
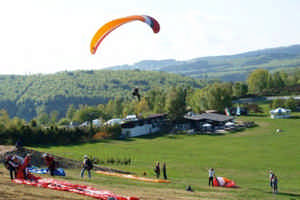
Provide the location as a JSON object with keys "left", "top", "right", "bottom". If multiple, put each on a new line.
{"left": 132, "top": 87, "right": 141, "bottom": 101}
{"left": 4, "top": 155, "right": 19, "bottom": 180}
{"left": 154, "top": 161, "right": 160, "bottom": 179}
{"left": 81, "top": 155, "right": 93, "bottom": 179}
{"left": 42, "top": 153, "right": 57, "bottom": 176}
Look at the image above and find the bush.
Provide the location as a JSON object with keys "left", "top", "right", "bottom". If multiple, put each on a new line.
{"left": 100, "top": 124, "right": 122, "bottom": 139}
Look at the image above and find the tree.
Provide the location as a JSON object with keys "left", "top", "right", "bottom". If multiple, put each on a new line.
{"left": 135, "top": 97, "right": 150, "bottom": 116}
{"left": 0, "top": 109, "right": 10, "bottom": 129}
{"left": 66, "top": 104, "right": 76, "bottom": 120}
{"left": 285, "top": 97, "right": 297, "bottom": 111}
{"left": 73, "top": 106, "right": 101, "bottom": 129}
{"left": 105, "top": 98, "right": 123, "bottom": 118}
{"left": 37, "top": 112, "right": 50, "bottom": 125}
{"left": 122, "top": 100, "right": 136, "bottom": 117}
{"left": 29, "top": 119, "right": 38, "bottom": 127}
{"left": 247, "top": 69, "right": 269, "bottom": 94}
{"left": 206, "top": 83, "right": 232, "bottom": 112}
{"left": 189, "top": 83, "right": 232, "bottom": 113}
{"left": 165, "top": 87, "right": 187, "bottom": 121}
{"left": 58, "top": 118, "right": 70, "bottom": 126}
{"left": 8, "top": 117, "right": 25, "bottom": 130}
{"left": 145, "top": 88, "right": 166, "bottom": 114}
{"left": 271, "top": 99, "right": 285, "bottom": 109}
{"left": 247, "top": 104, "right": 263, "bottom": 113}
{"left": 272, "top": 72, "right": 285, "bottom": 88}
{"left": 50, "top": 110, "right": 59, "bottom": 125}
{"left": 232, "top": 82, "right": 248, "bottom": 97}
{"left": 153, "top": 93, "right": 166, "bottom": 113}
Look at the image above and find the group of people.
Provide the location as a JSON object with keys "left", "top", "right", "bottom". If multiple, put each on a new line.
{"left": 4, "top": 153, "right": 58, "bottom": 180}
{"left": 4, "top": 153, "right": 94, "bottom": 180}
{"left": 154, "top": 161, "right": 167, "bottom": 180}
{"left": 4, "top": 153, "right": 37, "bottom": 181}
{"left": 4, "top": 154, "right": 24, "bottom": 180}
{"left": 4, "top": 153, "right": 279, "bottom": 194}
{"left": 208, "top": 168, "right": 278, "bottom": 193}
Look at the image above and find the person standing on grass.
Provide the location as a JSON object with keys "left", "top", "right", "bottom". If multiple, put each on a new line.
{"left": 154, "top": 161, "right": 160, "bottom": 179}
{"left": 16, "top": 154, "right": 37, "bottom": 181}
{"left": 4, "top": 155, "right": 19, "bottom": 180}
{"left": 208, "top": 168, "right": 215, "bottom": 187}
{"left": 269, "top": 170, "right": 274, "bottom": 188}
{"left": 272, "top": 175, "right": 278, "bottom": 193}
{"left": 42, "top": 153, "right": 57, "bottom": 176}
{"left": 162, "top": 162, "right": 167, "bottom": 180}
{"left": 81, "top": 155, "right": 93, "bottom": 179}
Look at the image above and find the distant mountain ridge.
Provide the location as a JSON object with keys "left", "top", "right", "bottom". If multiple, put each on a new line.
{"left": 108, "top": 44, "right": 300, "bottom": 81}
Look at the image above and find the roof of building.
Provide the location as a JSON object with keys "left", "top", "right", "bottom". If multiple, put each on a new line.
{"left": 121, "top": 113, "right": 167, "bottom": 126}
{"left": 184, "top": 113, "right": 234, "bottom": 122}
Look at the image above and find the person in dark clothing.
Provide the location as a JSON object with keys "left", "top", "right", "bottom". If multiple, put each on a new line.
{"left": 15, "top": 139, "right": 23, "bottom": 150}
{"left": 272, "top": 175, "right": 278, "bottom": 193}
{"left": 81, "top": 155, "right": 93, "bottom": 179}
{"left": 162, "top": 162, "right": 167, "bottom": 180}
{"left": 42, "top": 153, "right": 57, "bottom": 176}
{"left": 4, "top": 155, "right": 18, "bottom": 180}
{"left": 186, "top": 185, "right": 193, "bottom": 192}
{"left": 154, "top": 162, "right": 160, "bottom": 179}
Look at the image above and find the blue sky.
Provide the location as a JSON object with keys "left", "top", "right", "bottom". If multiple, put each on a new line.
{"left": 0, "top": 0, "right": 299, "bottom": 74}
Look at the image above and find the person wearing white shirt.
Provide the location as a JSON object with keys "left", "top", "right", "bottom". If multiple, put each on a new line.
{"left": 208, "top": 168, "right": 215, "bottom": 187}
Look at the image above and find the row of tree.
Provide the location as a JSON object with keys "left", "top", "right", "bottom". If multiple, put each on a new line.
{"left": 247, "top": 69, "right": 300, "bottom": 95}
{"left": 33, "top": 68, "right": 300, "bottom": 126}
{"left": 270, "top": 98, "right": 298, "bottom": 110}
{"left": 1, "top": 68, "right": 299, "bottom": 145}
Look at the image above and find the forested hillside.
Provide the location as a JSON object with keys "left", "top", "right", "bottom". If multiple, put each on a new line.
{"left": 109, "top": 45, "right": 300, "bottom": 81}
{"left": 0, "top": 70, "right": 204, "bottom": 121}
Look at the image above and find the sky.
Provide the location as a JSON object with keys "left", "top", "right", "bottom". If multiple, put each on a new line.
{"left": 0, "top": 0, "right": 299, "bottom": 75}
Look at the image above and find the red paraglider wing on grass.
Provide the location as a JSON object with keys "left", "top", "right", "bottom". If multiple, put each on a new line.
{"left": 13, "top": 178, "right": 139, "bottom": 200}
{"left": 213, "top": 177, "right": 237, "bottom": 188}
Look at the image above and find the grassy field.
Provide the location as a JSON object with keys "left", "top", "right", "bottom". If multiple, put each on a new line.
{"left": 28, "top": 112, "right": 300, "bottom": 200}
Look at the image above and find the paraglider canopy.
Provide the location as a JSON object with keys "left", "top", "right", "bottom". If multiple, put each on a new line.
{"left": 90, "top": 15, "right": 160, "bottom": 54}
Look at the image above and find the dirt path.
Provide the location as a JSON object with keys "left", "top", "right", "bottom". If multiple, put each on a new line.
{"left": 0, "top": 145, "right": 15, "bottom": 154}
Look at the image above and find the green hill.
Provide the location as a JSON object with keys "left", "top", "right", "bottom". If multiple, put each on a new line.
{"left": 109, "top": 44, "right": 300, "bottom": 81}
{"left": 0, "top": 70, "right": 204, "bottom": 121}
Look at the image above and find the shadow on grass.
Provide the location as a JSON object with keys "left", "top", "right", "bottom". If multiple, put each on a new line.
{"left": 30, "top": 132, "right": 168, "bottom": 148}
{"left": 203, "top": 133, "right": 225, "bottom": 136}
{"left": 266, "top": 191, "right": 300, "bottom": 197}
{"left": 137, "top": 132, "right": 169, "bottom": 139}
{"left": 290, "top": 115, "right": 300, "bottom": 119}
{"left": 29, "top": 138, "right": 116, "bottom": 148}
{"left": 247, "top": 113, "right": 268, "bottom": 117}
{"left": 251, "top": 188, "right": 300, "bottom": 198}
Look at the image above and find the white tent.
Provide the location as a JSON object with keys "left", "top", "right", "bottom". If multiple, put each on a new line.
{"left": 202, "top": 123, "right": 212, "bottom": 127}
{"left": 225, "top": 122, "right": 235, "bottom": 126}
{"left": 270, "top": 107, "right": 291, "bottom": 119}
